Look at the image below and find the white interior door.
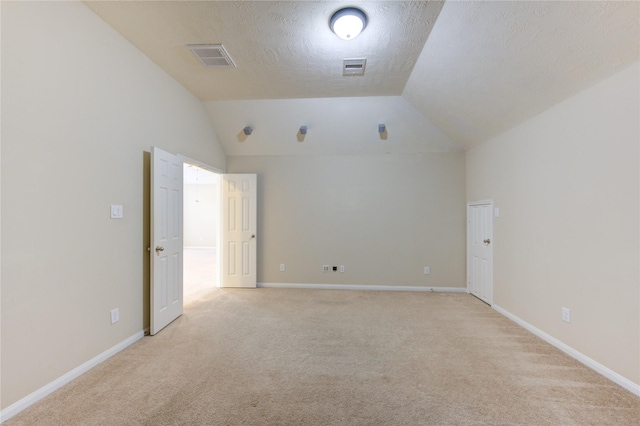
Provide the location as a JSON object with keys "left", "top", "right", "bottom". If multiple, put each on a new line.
{"left": 468, "top": 201, "right": 493, "bottom": 305}
{"left": 222, "top": 174, "right": 257, "bottom": 288}
{"left": 150, "top": 147, "right": 184, "bottom": 334}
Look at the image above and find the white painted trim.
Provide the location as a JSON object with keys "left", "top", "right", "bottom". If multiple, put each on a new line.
{"left": 492, "top": 304, "right": 640, "bottom": 397}
{"left": 467, "top": 199, "right": 494, "bottom": 207}
{"left": 0, "top": 331, "right": 144, "bottom": 423}
{"left": 179, "top": 155, "right": 224, "bottom": 174}
{"left": 258, "top": 283, "right": 467, "bottom": 293}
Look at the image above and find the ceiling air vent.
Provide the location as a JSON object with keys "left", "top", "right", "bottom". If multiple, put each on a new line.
{"left": 343, "top": 58, "right": 366, "bottom": 76}
{"left": 188, "top": 44, "right": 236, "bottom": 68}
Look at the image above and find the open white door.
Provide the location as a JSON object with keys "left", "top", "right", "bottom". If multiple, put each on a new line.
{"left": 150, "top": 147, "right": 184, "bottom": 334}
{"left": 467, "top": 201, "right": 493, "bottom": 305}
{"left": 222, "top": 174, "right": 257, "bottom": 288}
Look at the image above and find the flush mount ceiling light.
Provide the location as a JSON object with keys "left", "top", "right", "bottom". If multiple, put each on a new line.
{"left": 330, "top": 7, "right": 367, "bottom": 40}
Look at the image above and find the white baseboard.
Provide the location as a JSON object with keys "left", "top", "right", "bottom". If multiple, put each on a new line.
{"left": 258, "top": 282, "right": 467, "bottom": 293}
{"left": 0, "top": 330, "right": 144, "bottom": 423}
{"left": 492, "top": 304, "right": 640, "bottom": 397}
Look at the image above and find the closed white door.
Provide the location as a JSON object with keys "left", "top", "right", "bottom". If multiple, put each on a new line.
{"left": 150, "top": 147, "right": 184, "bottom": 334}
{"left": 468, "top": 202, "right": 493, "bottom": 305}
{"left": 222, "top": 174, "right": 257, "bottom": 288}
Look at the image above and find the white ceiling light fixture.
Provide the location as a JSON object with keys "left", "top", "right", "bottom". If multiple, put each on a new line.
{"left": 330, "top": 7, "right": 367, "bottom": 40}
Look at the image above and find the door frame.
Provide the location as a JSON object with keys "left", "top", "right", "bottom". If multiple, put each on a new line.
{"left": 179, "top": 155, "right": 224, "bottom": 175}
{"left": 180, "top": 155, "right": 224, "bottom": 289}
{"left": 467, "top": 200, "right": 494, "bottom": 305}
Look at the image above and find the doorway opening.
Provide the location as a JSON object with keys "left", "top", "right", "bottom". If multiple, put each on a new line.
{"left": 183, "top": 163, "right": 221, "bottom": 304}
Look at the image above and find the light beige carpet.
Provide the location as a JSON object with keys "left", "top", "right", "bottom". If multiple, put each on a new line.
{"left": 6, "top": 289, "right": 639, "bottom": 425}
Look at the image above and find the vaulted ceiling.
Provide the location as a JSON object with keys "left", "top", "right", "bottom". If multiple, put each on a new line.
{"left": 85, "top": 1, "right": 639, "bottom": 154}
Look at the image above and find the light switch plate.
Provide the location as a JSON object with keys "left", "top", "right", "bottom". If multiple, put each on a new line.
{"left": 110, "top": 205, "right": 123, "bottom": 219}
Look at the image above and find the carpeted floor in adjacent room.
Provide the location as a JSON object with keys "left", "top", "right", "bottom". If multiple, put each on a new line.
{"left": 6, "top": 289, "right": 639, "bottom": 425}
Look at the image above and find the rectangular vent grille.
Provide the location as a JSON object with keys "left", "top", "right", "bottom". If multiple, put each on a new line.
{"left": 188, "top": 44, "right": 236, "bottom": 68}
{"left": 343, "top": 58, "right": 366, "bottom": 76}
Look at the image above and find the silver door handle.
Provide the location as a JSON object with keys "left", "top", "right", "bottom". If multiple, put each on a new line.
{"left": 155, "top": 246, "right": 165, "bottom": 253}
{"left": 483, "top": 239, "right": 491, "bottom": 245}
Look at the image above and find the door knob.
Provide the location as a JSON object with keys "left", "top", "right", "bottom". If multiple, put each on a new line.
{"left": 155, "top": 246, "right": 165, "bottom": 254}
{"left": 483, "top": 239, "right": 491, "bottom": 245}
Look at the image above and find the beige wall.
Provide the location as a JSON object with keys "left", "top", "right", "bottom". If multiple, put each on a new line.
{"left": 1, "top": 1, "right": 226, "bottom": 409}
{"left": 227, "top": 153, "right": 466, "bottom": 287}
{"left": 2, "top": 0, "right": 636, "bottom": 414}
{"left": 466, "top": 62, "right": 640, "bottom": 385}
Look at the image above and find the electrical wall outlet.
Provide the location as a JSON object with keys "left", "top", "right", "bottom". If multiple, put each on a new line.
{"left": 332, "top": 266, "right": 338, "bottom": 271}
{"left": 424, "top": 266, "right": 430, "bottom": 275}
{"left": 110, "top": 308, "right": 119, "bottom": 324}
{"left": 562, "top": 307, "right": 571, "bottom": 323}
{"left": 340, "top": 265, "right": 345, "bottom": 273}
{"left": 322, "top": 265, "right": 330, "bottom": 272}
{"left": 280, "top": 264, "right": 285, "bottom": 272}
{"left": 110, "top": 205, "right": 123, "bottom": 219}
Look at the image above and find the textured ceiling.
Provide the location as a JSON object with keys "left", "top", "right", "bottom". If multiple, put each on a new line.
{"left": 85, "top": 0, "right": 639, "bottom": 153}
{"left": 403, "top": 0, "right": 640, "bottom": 147}
{"left": 84, "top": 0, "right": 443, "bottom": 100}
